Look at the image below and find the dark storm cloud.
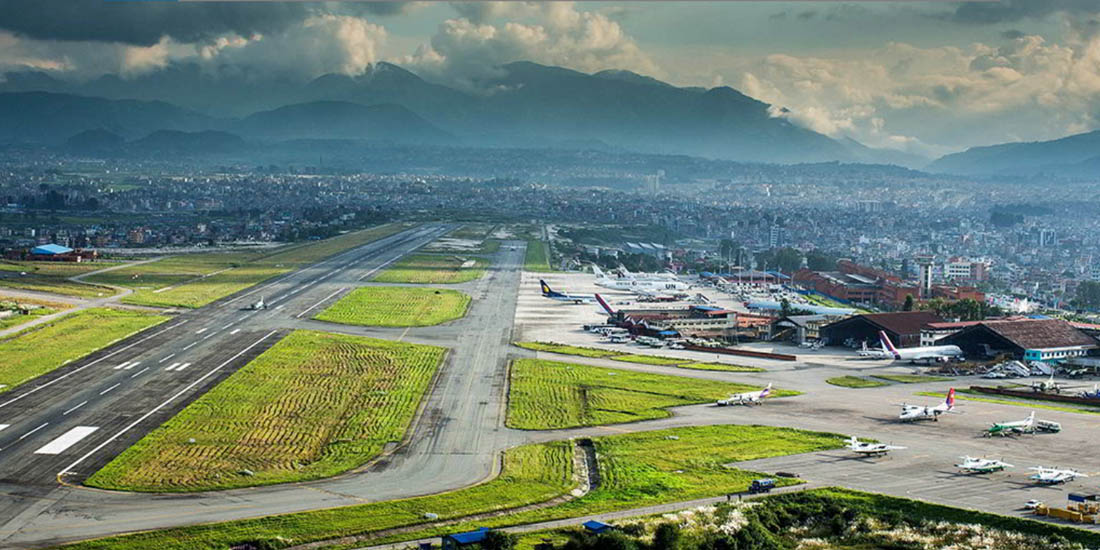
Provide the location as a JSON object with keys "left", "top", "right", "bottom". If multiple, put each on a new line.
{"left": 1000, "top": 29, "right": 1026, "bottom": 40}
{"left": 0, "top": 1, "right": 410, "bottom": 46}
{"left": 950, "top": 0, "right": 1100, "bottom": 24}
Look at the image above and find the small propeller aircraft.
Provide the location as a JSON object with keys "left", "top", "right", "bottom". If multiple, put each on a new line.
{"left": 896, "top": 388, "right": 956, "bottom": 422}
{"left": 250, "top": 296, "right": 267, "bottom": 310}
{"left": 846, "top": 436, "right": 905, "bottom": 457}
{"left": 716, "top": 383, "right": 772, "bottom": 406}
{"left": 1029, "top": 466, "right": 1088, "bottom": 485}
{"left": 956, "top": 456, "right": 1014, "bottom": 474}
{"left": 984, "top": 411, "right": 1035, "bottom": 437}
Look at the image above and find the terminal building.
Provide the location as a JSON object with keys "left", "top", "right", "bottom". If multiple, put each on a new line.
{"left": 606, "top": 305, "right": 739, "bottom": 337}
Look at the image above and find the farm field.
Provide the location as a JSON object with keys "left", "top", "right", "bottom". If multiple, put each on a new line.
{"left": 373, "top": 254, "right": 486, "bottom": 284}
{"left": 0, "top": 308, "right": 167, "bottom": 393}
{"left": 57, "top": 425, "right": 844, "bottom": 550}
{"left": 315, "top": 287, "right": 470, "bottom": 327}
{"left": 524, "top": 240, "right": 554, "bottom": 272}
{"left": 507, "top": 358, "right": 792, "bottom": 430}
{"left": 86, "top": 330, "right": 446, "bottom": 492}
{"left": 86, "top": 224, "right": 406, "bottom": 308}
{"left": 0, "top": 261, "right": 118, "bottom": 298}
{"left": 826, "top": 376, "right": 889, "bottom": 388}
{"left": 514, "top": 342, "right": 764, "bottom": 372}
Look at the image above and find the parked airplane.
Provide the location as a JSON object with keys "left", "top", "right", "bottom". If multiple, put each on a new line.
{"left": 717, "top": 383, "right": 772, "bottom": 406}
{"left": 592, "top": 265, "right": 690, "bottom": 293}
{"left": 539, "top": 280, "right": 596, "bottom": 304}
{"left": 897, "top": 388, "right": 956, "bottom": 422}
{"left": 1029, "top": 466, "right": 1088, "bottom": 485}
{"left": 984, "top": 411, "right": 1035, "bottom": 437}
{"left": 1030, "top": 372, "right": 1063, "bottom": 393}
{"left": 878, "top": 331, "right": 963, "bottom": 364}
{"left": 956, "top": 456, "right": 1013, "bottom": 474}
{"left": 619, "top": 266, "right": 681, "bottom": 282}
{"left": 847, "top": 436, "right": 905, "bottom": 457}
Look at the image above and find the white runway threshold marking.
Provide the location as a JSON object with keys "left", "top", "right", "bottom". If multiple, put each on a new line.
{"left": 34, "top": 426, "right": 99, "bottom": 455}
{"left": 0, "top": 424, "right": 9, "bottom": 432}
{"left": 59, "top": 330, "right": 278, "bottom": 478}
{"left": 112, "top": 362, "right": 131, "bottom": 370}
{"left": 165, "top": 362, "right": 181, "bottom": 371}
{"left": 175, "top": 363, "right": 192, "bottom": 372}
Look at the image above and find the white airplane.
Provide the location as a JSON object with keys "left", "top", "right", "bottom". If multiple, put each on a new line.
{"left": 539, "top": 280, "right": 596, "bottom": 304}
{"left": 1029, "top": 466, "right": 1088, "bottom": 485}
{"left": 592, "top": 265, "right": 690, "bottom": 293}
{"left": 250, "top": 297, "right": 267, "bottom": 310}
{"left": 846, "top": 436, "right": 906, "bottom": 457}
{"left": 897, "top": 388, "right": 956, "bottom": 422}
{"left": 985, "top": 411, "right": 1035, "bottom": 437}
{"left": 717, "top": 383, "right": 772, "bottom": 406}
{"left": 956, "top": 456, "right": 1014, "bottom": 474}
{"left": 619, "top": 266, "right": 681, "bottom": 282}
{"left": 877, "top": 331, "right": 963, "bottom": 364}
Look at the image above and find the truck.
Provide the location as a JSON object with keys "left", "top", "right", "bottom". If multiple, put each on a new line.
{"left": 1036, "top": 419, "right": 1062, "bottom": 433}
{"left": 748, "top": 478, "right": 776, "bottom": 494}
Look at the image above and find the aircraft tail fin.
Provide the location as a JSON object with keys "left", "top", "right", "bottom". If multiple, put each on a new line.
{"left": 595, "top": 294, "right": 616, "bottom": 316}
{"left": 945, "top": 388, "right": 955, "bottom": 409}
{"left": 540, "top": 280, "right": 556, "bottom": 296}
{"left": 759, "top": 383, "right": 772, "bottom": 398}
{"left": 592, "top": 265, "right": 607, "bottom": 279}
{"left": 878, "top": 330, "right": 901, "bottom": 359}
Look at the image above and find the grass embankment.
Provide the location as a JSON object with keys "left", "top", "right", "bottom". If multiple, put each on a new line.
{"left": 916, "top": 389, "right": 1100, "bottom": 415}
{"left": 826, "top": 376, "right": 889, "bottom": 388}
{"left": 508, "top": 359, "right": 792, "bottom": 430}
{"left": 86, "top": 224, "right": 406, "bottom": 308}
{"left": 0, "top": 295, "right": 72, "bottom": 331}
{"left": 58, "top": 425, "right": 844, "bottom": 550}
{"left": 86, "top": 330, "right": 445, "bottom": 492}
{"left": 0, "top": 261, "right": 118, "bottom": 298}
{"left": 515, "top": 342, "right": 764, "bottom": 373}
{"left": 0, "top": 308, "right": 167, "bottom": 392}
{"left": 373, "top": 254, "right": 486, "bottom": 284}
{"left": 524, "top": 239, "right": 554, "bottom": 272}
{"left": 872, "top": 374, "right": 951, "bottom": 384}
{"left": 315, "top": 287, "right": 470, "bottom": 327}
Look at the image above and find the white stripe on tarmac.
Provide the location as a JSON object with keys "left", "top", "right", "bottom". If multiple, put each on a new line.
{"left": 230, "top": 328, "right": 241, "bottom": 335}
{"left": 112, "top": 362, "right": 131, "bottom": 370}
{"left": 99, "top": 383, "right": 120, "bottom": 396}
{"left": 63, "top": 401, "right": 87, "bottom": 416}
{"left": 195, "top": 328, "right": 208, "bottom": 334}
{"left": 19, "top": 423, "right": 48, "bottom": 440}
{"left": 130, "top": 367, "right": 150, "bottom": 378}
{"left": 175, "top": 362, "right": 192, "bottom": 372}
{"left": 183, "top": 342, "right": 196, "bottom": 350}
{"left": 34, "top": 426, "right": 99, "bottom": 455}
{"left": 0, "top": 424, "right": 9, "bottom": 432}
{"left": 158, "top": 353, "right": 175, "bottom": 363}
{"left": 165, "top": 362, "right": 181, "bottom": 371}
{"left": 122, "top": 361, "right": 140, "bottom": 370}
{"left": 59, "top": 331, "right": 278, "bottom": 477}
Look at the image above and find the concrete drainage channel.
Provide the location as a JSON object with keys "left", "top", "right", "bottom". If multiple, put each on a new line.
{"left": 287, "top": 439, "right": 600, "bottom": 550}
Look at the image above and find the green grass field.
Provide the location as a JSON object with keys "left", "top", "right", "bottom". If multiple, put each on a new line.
{"left": 0, "top": 308, "right": 167, "bottom": 393}
{"left": 0, "top": 306, "right": 59, "bottom": 331}
{"left": 872, "top": 374, "right": 952, "bottom": 384}
{"left": 86, "top": 330, "right": 446, "bottom": 492}
{"left": 524, "top": 240, "right": 554, "bottom": 272}
{"left": 314, "top": 287, "right": 470, "bottom": 327}
{"left": 0, "top": 261, "right": 118, "bottom": 298}
{"left": 514, "top": 342, "right": 764, "bottom": 373}
{"left": 826, "top": 376, "right": 889, "bottom": 388}
{"left": 87, "top": 224, "right": 406, "bottom": 308}
{"left": 57, "top": 425, "right": 843, "bottom": 550}
{"left": 507, "top": 358, "right": 791, "bottom": 429}
{"left": 372, "top": 254, "right": 486, "bottom": 284}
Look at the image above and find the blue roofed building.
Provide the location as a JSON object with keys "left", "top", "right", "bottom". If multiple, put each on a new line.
{"left": 31, "top": 244, "right": 73, "bottom": 255}
{"left": 442, "top": 527, "right": 490, "bottom": 550}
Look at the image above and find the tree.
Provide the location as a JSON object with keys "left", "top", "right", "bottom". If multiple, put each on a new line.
{"left": 1076, "top": 281, "right": 1100, "bottom": 311}
{"left": 780, "top": 297, "right": 792, "bottom": 318}
{"left": 482, "top": 531, "right": 517, "bottom": 550}
{"left": 651, "top": 523, "right": 682, "bottom": 550}
{"left": 902, "top": 294, "right": 915, "bottom": 311}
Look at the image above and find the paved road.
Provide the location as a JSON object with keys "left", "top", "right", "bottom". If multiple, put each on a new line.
{"left": 0, "top": 235, "right": 529, "bottom": 548}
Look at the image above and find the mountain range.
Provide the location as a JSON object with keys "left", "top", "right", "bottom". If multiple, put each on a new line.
{"left": 926, "top": 129, "right": 1100, "bottom": 177}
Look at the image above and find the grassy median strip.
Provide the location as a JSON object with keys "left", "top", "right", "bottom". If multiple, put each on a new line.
{"left": 507, "top": 359, "right": 792, "bottom": 430}
{"left": 871, "top": 374, "right": 951, "bottom": 384}
{"left": 0, "top": 261, "right": 118, "bottom": 298}
{"left": 915, "top": 390, "right": 1100, "bottom": 415}
{"left": 373, "top": 253, "right": 486, "bottom": 284}
{"left": 88, "top": 224, "right": 407, "bottom": 308}
{"left": 315, "top": 287, "right": 470, "bottom": 327}
{"left": 524, "top": 240, "right": 554, "bottom": 272}
{"left": 57, "top": 425, "right": 844, "bottom": 550}
{"left": 826, "top": 376, "right": 888, "bottom": 388}
{"left": 0, "top": 308, "right": 167, "bottom": 393}
{"left": 514, "top": 342, "right": 764, "bottom": 373}
{"left": 85, "top": 330, "right": 446, "bottom": 492}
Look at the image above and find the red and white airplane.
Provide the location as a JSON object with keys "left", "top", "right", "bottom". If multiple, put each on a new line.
{"left": 874, "top": 331, "right": 963, "bottom": 364}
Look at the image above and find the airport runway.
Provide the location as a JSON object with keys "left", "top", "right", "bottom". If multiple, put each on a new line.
{"left": 0, "top": 235, "right": 530, "bottom": 548}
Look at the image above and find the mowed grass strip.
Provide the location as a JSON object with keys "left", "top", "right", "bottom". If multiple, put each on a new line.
{"left": 85, "top": 330, "right": 445, "bottom": 492}
{"left": 514, "top": 342, "right": 764, "bottom": 373}
{"left": 507, "top": 359, "right": 792, "bottom": 430}
{"left": 0, "top": 308, "right": 167, "bottom": 393}
{"left": 915, "top": 390, "right": 1100, "bottom": 415}
{"left": 56, "top": 425, "right": 844, "bottom": 550}
{"left": 91, "top": 224, "right": 407, "bottom": 309}
{"left": 373, "top": 254, "right": 486, "bottom": 284}
{"left": 524, "top": 239, "right": 554, "bottom": 272}
{"left": 59, "top": 441, "right": 575, "bottom": 550}
{"left": 826, "top": 376, "right": 888, "bottom": 388}
{"left": 0, "top": 260, "right": 118, "bottom": 298}
{"left": 315, "top": 287, "right": 470, "bottom": 327}
{"left": 872, "top": 374, "right": 951, "bottom": 384}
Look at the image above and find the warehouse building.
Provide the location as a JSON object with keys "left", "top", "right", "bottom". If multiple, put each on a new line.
{"left": 937, "top": 319, "right": 1098, "bottom": 362}
{"left": 820, "top": 311, "right": 944, "bottom": 348}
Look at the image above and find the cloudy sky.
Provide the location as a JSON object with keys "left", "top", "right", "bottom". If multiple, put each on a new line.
{"left": 1, "top": 1, "right": 1099, "bottom": 157}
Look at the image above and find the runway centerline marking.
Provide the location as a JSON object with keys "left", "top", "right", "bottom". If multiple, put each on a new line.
{"left": 130, "top": 367, "right": 150, "bottom": 378}
{"left": 183, "top": 342, "right": 197, "bottom": 350}
{"left": 59, "top": 330, "right": 278, "bottom": 478}
{"left": 99, "top": 383, "right": 120, "bottom": 396}
{"left": 34, "top": 426, "right": 99, "bottom": 455}
{"left": 19, "top": 423, "right": 48, "bottom": 440}
{"left": 63, "top": 401, "right": 87, "bottom": 416}
{"left": 222, "top": 323, "right": 233, "bottom": 330}
{"left": 195, "top": 328, "right": 208, "bottom": 334}
{"left": 230, "top": 328, "right": 241, "bottom": 335}
{"left": 158, "top": 354, "right": 175, "bottom": 364}
{"left": 0, "top": 424, "right": 9, "bottom": 432}
{"left": 0, "top": 320, "right": 188, "bottom": 412}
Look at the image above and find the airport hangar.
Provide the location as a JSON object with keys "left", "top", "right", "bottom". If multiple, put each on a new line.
{"left": 818, "top": 311, "right": 944, "bottom": 348}
{"left": 935, "top": 318, "right": 1099, "bottom": 362}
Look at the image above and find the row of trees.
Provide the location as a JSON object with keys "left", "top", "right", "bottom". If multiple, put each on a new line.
{"left": 903, "top": 296, "right": 1004, "bottom": 321}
